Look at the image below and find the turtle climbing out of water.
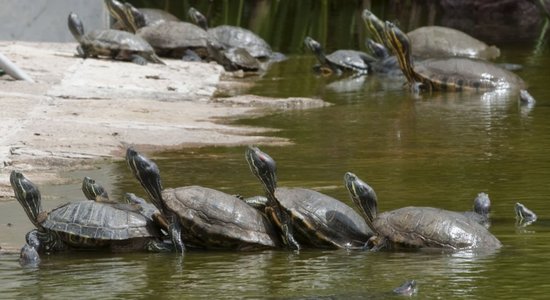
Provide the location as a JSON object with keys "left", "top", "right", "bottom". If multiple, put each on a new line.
{"left": 67, "top": 12, "right": 164, "bottom": 65}
{"left": 10, "top": 171, "right": 173, "bottom": 265}
{"left": 125, "top": 147, "right": 281, "bottom": 253}
{"left": 245, "top": 146, "right": 372, "bottom": 251}
{"left": 344, "top": 172, "right": 502, "bottom": 251}
{"left": 304, "top": 36, "right": 375, "bottom": 76}
{"left": 515, "top": 202, "right": 537, "bottom": 227}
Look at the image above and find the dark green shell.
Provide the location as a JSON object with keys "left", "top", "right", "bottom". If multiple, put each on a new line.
{"left": 162, "top": 186, "right": 281, "bottom": 250}
{"left": 137, "top": 21, "right": 209, "bottom": 58}
{"left": 208, "top": 25, "right": 272, "bottom": 58}
{"left": 275, "top": 187, "right": 373, "bottom": 248}
{"left": 82, "top": 29, "right": 155, "bottom": 56}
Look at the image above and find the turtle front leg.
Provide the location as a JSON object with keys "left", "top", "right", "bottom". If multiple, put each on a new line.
{"left": 76, "top": 45, "right": 88, "bottom": 58}
{"left": 129, "top": 54, "right": 148, "bottom": 65}
{"left": 168, "top": 213, "right": 185, "bottom": 254}
{"left": 145, "top": 240, "right": 175, "bottom": 252}
{"left": 266, "top": 207, "right": 300, "bottom": 251}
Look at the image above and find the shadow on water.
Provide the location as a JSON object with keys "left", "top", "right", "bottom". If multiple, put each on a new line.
{"left": 2, "top": 0, "right": 550, "bottom": 299}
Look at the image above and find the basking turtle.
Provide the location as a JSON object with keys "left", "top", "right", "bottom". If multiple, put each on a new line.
{"left": 10, "top": 171, "right": 172, "bottom": 258}
{"left": 125, "top": 147, "right": 281, "bottom": 253}
{"left": 67, "top": 12, "right": 164, "bottom": 65}
{"left": 120, "top": 3, "right": 209, "bottom": 59}
{"left": 245, "top": 146, "right": 372, "bottom": 251}
{"left": 344, "top": 172, "right": 502, "bottom": 250}
{"left": 515, "top": 202, "right": 537, "bottom": 227}
{"left": 105, "top": 0, "right": 179, "bottom": 32}
{"left": 384, "top": 20, "right": 527, "bottom": 92}
{"left": 361, "top": 9, "right": 499, "bottom": 60}
{"left": 407, "top": 26, "right": 500, "bottom": 60}
{"left": 304, "top": 36, "right": 375, "bottom": 76}
{"left": 206, "top": 40, "right": 260, "bottom": 72}
{"left": 188, "top": 7, "right": 275, "bottom": 60}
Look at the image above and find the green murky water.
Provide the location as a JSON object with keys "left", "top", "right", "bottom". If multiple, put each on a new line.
{"left": 2, "top": 2, "right": 550, "bottom": 299}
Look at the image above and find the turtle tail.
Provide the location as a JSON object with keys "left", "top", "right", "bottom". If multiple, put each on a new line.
{"left": 9, "top": 171, "right": 44, "bottom": 228}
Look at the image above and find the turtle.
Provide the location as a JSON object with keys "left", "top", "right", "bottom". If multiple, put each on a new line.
{"left": 188, "top": 7, "right": 276, "bottom": 60}
{"left": 120, "top": 3, "right": 209, "bottom": 59}
{"left": 67, "top": 12, "right": 164, "bottom": 65}
{"left": 304, "top": 36, "right": 375, "bottom": 76}
{"left": 19, "top": 231, "right": 41, "bottom": 267}
{"left": 383, "top": 20, "right": 528, "bottom": 92}
{"left": 10, "top": 170, "right": 173, "bottom": 258}
{"left": 125, "top": 147, "right": 281, "bottom": 253}
{"left": 364, "top": 38, "right": 402, "bottom": 76}
{"left": 407, "top": 26, "right": 500, "bottom": 60}
{"left": 81, "top": 176, "right": 110, "bottom": 202}
{"left": 245, "top": 146, "right": 373, "bottom": 251}
{"left": 361, "top": 9, "right": 500, "bottom": 60}
{"left": 515, "top": 202, "right": 537, "bottom": 227}
{"left": 206, "top": 39, "right": 260, "bottom": 72}
{"left": 104, "top": 0, "right": 179, "bottom": 32}
{"left": 344, "top": 172, "right": 502, "bottom": 251}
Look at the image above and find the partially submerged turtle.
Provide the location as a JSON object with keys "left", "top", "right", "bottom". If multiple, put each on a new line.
{"left": 393, "top": 280, "right": 418, "bottom": 296}
{"left": 10, "top": 171, "right": 172, "bottom": 262}
{"left": 67, "top": 12, "right": 164, "bottom": 65}
{"left": 126, "top": 147, "right": 281, "bottom": 253}
{"left": 344, "top": 172, "right": 502, "bottom": 250}
{"left": 105, "top": 0, "right": 179, "bottom": 32}
{"left": 384, "top": 20, "right": 527, "bottom": 92}
{"left": 188, "top": 7, "right": 275, "bottom": 60}
{"left": 246, "top": 146, "right": 372, "bottom": 251}
{"left": 515, "top": 202, "right": 537, "bottom": 227}
{"left": 304, "top": 36, "right": 375, "bottom": 76}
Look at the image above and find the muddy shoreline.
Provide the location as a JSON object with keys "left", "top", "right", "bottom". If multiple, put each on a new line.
{"left": 0, "top": 41, "right": 328, "bottom": 200}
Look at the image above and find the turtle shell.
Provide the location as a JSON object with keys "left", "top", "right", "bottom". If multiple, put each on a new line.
{"left": 374, "top": 207, "right": 501, "bottom": 249}
{"left": 137, "top": 21, "right": 209, "bottom": 58}
{"left": 208, "top": 25, "right": 272, "bottom": 58}
{"left": 162, "top": 186, "right": 281, "bottom": 250}
{"left": 275, "top": 187, "right": 373, "bottom": 248}
{"left": 415, "top": 57, "right": 526, "bottom": 91}
{"left": 325, "top": 50, "right": 373, "bottom": 73}
{"left": 82, "top": 29, "right": 155, "bottom": 56}
{"left": 408, "top": 26, "right": 500, "bottom": 60}
{"left": 41, "top": 201, "right": 158, "bottom": 248}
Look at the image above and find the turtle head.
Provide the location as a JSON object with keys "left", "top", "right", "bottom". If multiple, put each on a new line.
{"left": 122, "top": 2, "right": 146, "bottom": 33}
{"left": 10, "top": 171, "right": 43, "bottom": 228}
{"left": 67, "top": 12, "right": 85, "bottom": 42}
{"left": 246, "top": 146, "right": 278, "bottom": 195}
{"left": 515, "top": 202, "right": 537, "bottom": 226}
{"left": 384, "top": 21, "right": 415, "bottom": 83}
{"left": 366, "top": 38, "right": 389, "bottom": 59}
{"left": 188, "top": 7, "right": 208, "bottom": 30}
{"left": 473, "top": 192, "right": 491, "bottom": 217}
{"left": 344, "top": 172, "right": 378, "bottom": 227}
{"left": 304, "top": 36, "right": 326, "bottom": 63}
{"left": 81, "top": 176, "right": 110, "bottom": 202}
{"left": 361, "top": 9, "right": 386, "bottom": 46}
{"left": 104, "top": 0, "right": 126, "bottom": 26}
{"left": 126, "top": 147, "right": 165, "bottom": 213}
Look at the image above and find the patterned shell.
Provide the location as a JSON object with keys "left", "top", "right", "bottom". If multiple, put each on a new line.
{"left": 374, "top": 206, "right": 502, "bottom": 249}
{"left": 208, "top": 25, "right": 272, "bottom": 58}
{"left": 83, "top": 29, "right": 154, "bottom": 53}
{"left": 42, "top": 201, "right": 155, "bottom": 240}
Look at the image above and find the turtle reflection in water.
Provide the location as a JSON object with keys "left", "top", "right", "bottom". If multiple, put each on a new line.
{"left": 125, "top": 147, "right": 281, "bottom": 253}
{"left": 246, "top": 146, "right": 372, "bottom": 251}
{"left": 10, "top": 171, "right": 172, "bottom": 266}
{"left": 344, "top": 172, "right": 502, "bottom": 251}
